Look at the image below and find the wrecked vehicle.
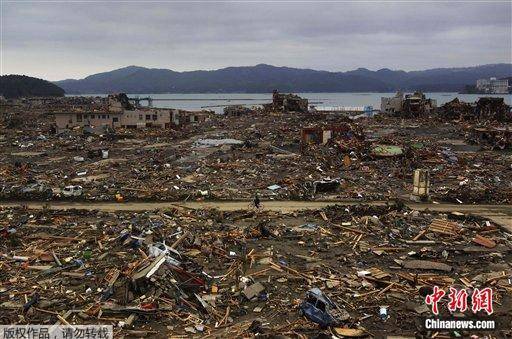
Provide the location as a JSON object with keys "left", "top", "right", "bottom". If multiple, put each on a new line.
{"left": 20, "top": 182, "right": 53, "bottom": 199}
{"left": 299, "top": 288, "right": 348, "bottom": 328}
{"left": 312, "top": 179, "right": 340, "bottom": 194}
{"left": 0, "top": 182, "right": 52, "bottom": 200}
{"left": 61, "top": 185, "right": 83, "bottom": 197}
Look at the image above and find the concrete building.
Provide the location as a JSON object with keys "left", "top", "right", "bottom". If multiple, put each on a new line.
{"left": 51, "top": 94, "right": 212, "bottom": 130}
{"left": 402, "top": 92, "right": 437, "bottom": 115}
{"left": 381, "top": 91, "right": 404, "bottom": 113}
{"left": 265, "top": 90, "right": 308, "bottom": 113}
{"left": 476, "top": 77, "right": 509, "bottom": 94}
{"left": 381, "top": 91, "right": 437, "bottom": 116}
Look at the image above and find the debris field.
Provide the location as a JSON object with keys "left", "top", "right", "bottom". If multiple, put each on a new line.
{"left": 1, "top": 204, "right": 511, "bottom": 337}
{"left": 1, "top": 96, "right": 511, "bottom": 204}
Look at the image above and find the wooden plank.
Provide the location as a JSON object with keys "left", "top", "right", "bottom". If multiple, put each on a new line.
{"left": 472, "top": 234, "right": 496, "bottom": 248}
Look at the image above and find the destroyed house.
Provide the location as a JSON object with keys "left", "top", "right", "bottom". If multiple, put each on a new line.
{"left": 470, "top": 126, "right": 512, "bottom": 150}
{"left": 172, "top": 109, "right": 213, "bottom": 126}
{"left": 223, "top": 105, "right": 254, "bottom": 116}
{"left": 440, "top": 98, "right": 473, "bottom": 120}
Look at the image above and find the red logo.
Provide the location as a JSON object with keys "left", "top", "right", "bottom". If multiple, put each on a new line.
{"left": 447, "top": 287, "right": 468, "bottom": 312}
{"left": 425, "top": 286, "right": 446, "bottom": 315}
{"left": 471, "top": 287, "right": 493, "bottom": 315}
{"left": 425, "top": 286, "right": 493, "bottom": 315}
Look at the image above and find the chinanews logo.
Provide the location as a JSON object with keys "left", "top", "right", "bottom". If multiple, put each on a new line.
{"left": 425, "top": 286, "right": 493, "bottom": 315}
{"left": 423, "top": 286, "right": 498, "bottom": 331}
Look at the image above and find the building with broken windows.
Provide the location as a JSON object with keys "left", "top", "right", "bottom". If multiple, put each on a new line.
{"left": 381, "top": 91, "right": 437, "bottom": 116}
{"left": 476, "top": 77, "right": 509, "bottom": 94}
{"left": 380, "top": 91, "right": 404, "bottom": 114}
{"left": 50, "top": 93, "right": 212, "bottom": 130}
{"left": 265, "top": 90, "right": 309, "bottom": 113}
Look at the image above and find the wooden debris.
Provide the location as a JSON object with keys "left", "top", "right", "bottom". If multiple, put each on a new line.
{"left": 428, "top": 219, "right": 461, "bottom": 236}
{"left": 400, "top": 260, "right": 452, "bottom": 272}
{"left": 333, "top": 327, "right": 367, "bottom": 337}
{"left": 472, "top": 234, "right": 496, "bottom": 248}
{"left": 368, "top": 267, "right": 390, "bottom": 280}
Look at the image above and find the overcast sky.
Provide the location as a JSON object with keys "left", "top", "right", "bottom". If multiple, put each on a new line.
{"left": 2, "top": 1, "right": 511, "bottom": 81}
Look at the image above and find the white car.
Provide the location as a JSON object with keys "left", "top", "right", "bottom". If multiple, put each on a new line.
{"left": 62, "top": 185, "right": 83, "bottom": 197}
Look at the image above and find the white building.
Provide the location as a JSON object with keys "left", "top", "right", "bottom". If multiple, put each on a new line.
{"left": 476, "top": 77, "right": 509, "bottom": 94}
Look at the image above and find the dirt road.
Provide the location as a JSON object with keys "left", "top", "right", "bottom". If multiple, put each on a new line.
{"left": 2, "top": 199, "right": 511, "bottom": 232}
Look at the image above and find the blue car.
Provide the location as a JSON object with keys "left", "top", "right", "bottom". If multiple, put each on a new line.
{"left": 299, "top": 288, "right": 347, "bottom": 328}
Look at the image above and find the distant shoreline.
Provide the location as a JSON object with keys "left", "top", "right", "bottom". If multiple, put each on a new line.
{"left": 65, "top": 92, "right": 512, "bottom": 96}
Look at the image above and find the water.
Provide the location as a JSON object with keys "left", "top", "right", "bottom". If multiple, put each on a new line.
{"left": 72, "top": 92, "right": 512, "bottom": 113}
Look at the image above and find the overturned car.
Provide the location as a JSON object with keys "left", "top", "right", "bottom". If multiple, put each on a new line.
{"left": 299, "top": 288, "right": 349, "bottom": 328}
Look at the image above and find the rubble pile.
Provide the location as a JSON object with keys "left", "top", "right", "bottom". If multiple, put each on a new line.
{"left": 474, "top": 97, "right": 511, "bottom": 123}
{"left": 439, "top": 97, "right": 511, "bottom": 150}
{"left": 440, "top": 97, "right": 511, "bottom": 123}
{"left": 223, "top": 105, "right": 256, "bottom": 116}
{"left": 1, "top": 204, "right": 511, "bottom": 337}
{"left": 439, "top": 98, "right": 473, "bottom": 120}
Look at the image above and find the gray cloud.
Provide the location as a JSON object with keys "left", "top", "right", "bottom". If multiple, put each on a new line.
{"left": 2, "top": 1, "right": 511, "bottom": 80}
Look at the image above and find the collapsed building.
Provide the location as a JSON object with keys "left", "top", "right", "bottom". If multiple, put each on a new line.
{"left": 439, "top": 98, "right": 474, "bottom": 120}
{"left": 402, "top": 92, "right": 437, "bottom": 116}
{"left": 441, "top": 97, "right": 511, "bottom": 123}
{"left": 223, "top": 105, "right": 255, "bottom": 116}
{"left": 50, "top": 93, "right": 212, "bottom": 130}
{"left": 474, "top": 97, "right": 511, "bottom": 122}
{"left": 380, "top": 91, "right": 404, "bottom": 114}
{"left": 265, "top": 90, "right": 308, "bottom": 113}
{"left": 381, "top": 91, "right": 437, "bottom": 116}
{"left": 440, "top": 97, "right": 512, "bottom": 149}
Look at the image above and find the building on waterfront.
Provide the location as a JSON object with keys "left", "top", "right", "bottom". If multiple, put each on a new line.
{"left": 476, "top": 77, "right": 509, "bottom": 94}
{"left": 381, "top": 91, "right": 437, "bottom": 116}
{"left": 50, "top": 93, "right": 212, "bottom": 130}
{"left": 380, "top": 91, "right": 404, "bottom": 114}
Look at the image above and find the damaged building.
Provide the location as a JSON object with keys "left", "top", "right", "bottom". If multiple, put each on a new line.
{"left": 50, "top": 93, "right": 213, "bottom": 130}
{"left": 223, "top": 105, "right": 255, "bottom": 116}
{"left": 474, "top": 97, "right": 511, "bottom": 122}
{"left": 439, "top": 98, "right": 474, "bottom": 120}
{"left": 266, "top": 90, "right": 308, "bottom": 113}
{"left": 440, "top": 97, "right": 511, "bottom": 123}
{"left": 381, "top": 91, "right": 437, "bottom": 116}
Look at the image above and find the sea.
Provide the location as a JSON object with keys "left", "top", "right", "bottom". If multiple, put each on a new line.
{"left": 72, "top": 92, "right": 512, "bottom": 114}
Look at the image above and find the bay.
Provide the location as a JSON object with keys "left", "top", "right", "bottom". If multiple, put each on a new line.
{"left": 71, "top": 92, "right": 512, "bottom": 114}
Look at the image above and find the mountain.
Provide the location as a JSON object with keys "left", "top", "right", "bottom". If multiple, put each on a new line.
{"left": 1, "top": 75, "right": 65, "bottom": 99}
{"left": 55, "top": 63, "right": 512, "bottom": 94}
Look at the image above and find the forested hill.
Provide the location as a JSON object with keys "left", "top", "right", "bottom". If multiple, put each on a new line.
{"left": 54, "top": 63, "right": 512, "bottom": 94}
{"left": 0, "top": 75, "right": 65, "bottom": 99}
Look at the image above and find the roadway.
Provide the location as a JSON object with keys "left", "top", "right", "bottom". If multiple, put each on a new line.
{"left": 2, "top": 200, "right": 511, "bottom": 232}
